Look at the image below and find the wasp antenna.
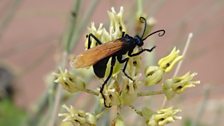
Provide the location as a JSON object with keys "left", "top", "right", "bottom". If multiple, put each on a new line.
{"left": 139, "top": 17, "right": 147, "bottom": 38}
{"left": 142, "top": 29, "right": 165, "bottom": 41}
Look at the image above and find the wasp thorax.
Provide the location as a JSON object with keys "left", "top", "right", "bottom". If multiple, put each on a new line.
{"left": 134, "top": 35, "right": 144, "bottom": 47}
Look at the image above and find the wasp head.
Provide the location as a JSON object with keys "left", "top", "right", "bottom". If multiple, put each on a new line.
{"left": 134, "top": 35, "right": 144, "bottom": 47}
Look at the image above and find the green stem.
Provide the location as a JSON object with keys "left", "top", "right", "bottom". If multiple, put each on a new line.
{"left": 64, "top": 0, "right": 82, "bottom": 52}
{"left": 83, "top": 88, "right": 99, "bottom": 96}
{"left": 212, "top": 105, "right": 223, "bottom": 126}
{"left": 0, "top": 0, "right": 22, "bottom": 41}
{"left": 129, "top": 105, "right": 142, "bottom": 116}
{"left": 23, "top": 43, "right": 58, "bottom": 125}
{"left": 68, "top": 0, "right": 99, "bottom": 52}
{"left": 138, "top": 90, "right": 163, "bottom": 96}
{"left": 162, "top": 33, "right": 193, "bottom": 108}
{"left": 136, "top": 0, "right": 143, "bottom": 17}
{"left": 173, "top": 33, "right": 193, "bottom": 77}
{"left": 26, "top": 86, "right": 51, "bottom": 126}
{"left": 47, "top": 1, "right": 99, "bottom": 125}
{"left": 48, "top": 52, "right": 68, "bottom": 126}
{"left": 95, "top": 109, "right": 107, "bottom": 119}
{"left": 192, "top": 86, "right": 210, "bottom": 126}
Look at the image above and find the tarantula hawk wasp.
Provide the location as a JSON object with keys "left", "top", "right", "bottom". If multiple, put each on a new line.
{"left": 72, "top": 17, "right": 165, "bottom": 107}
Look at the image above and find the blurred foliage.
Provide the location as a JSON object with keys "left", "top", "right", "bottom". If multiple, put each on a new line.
{"left": 0, "top": 99, "right": 26, "bottom": 126}
{"left": 183, "top": 118, "right": 206, "bottom": 126}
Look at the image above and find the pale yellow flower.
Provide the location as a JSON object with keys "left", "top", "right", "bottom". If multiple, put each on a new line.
{"left": 108, "top": 6, "right": 127, "bottom": 38}
{"left": 145, "top": 66, "right": 164, "bottom": 86}
{"left": 85, "top": 6, "right": 126, "bottom": 49}
{"left": 85, "top": 7, "right": 127, "bottom": 77}
{"left": 85, "top": 23, "right": 109, "bottom": 49}
{"left": 158, "top": 47, "right": 183, "bottom": 72}
{"left": 100, "top": 80, "right": 121, "bottom": 107}
{"left": 53, "top": 68, "right": 85, "bottom": 93}
{"left": 58, "top": 105, "right": 96, "bottom": 126}
{"left": 120, "top": 74, "right": 140, "bottom": 106}
{"left": 146, "top": 107, "right": 182, "bottom": 126}
{"left": 163, "top": 72, "right": 200, "bottom": 99}
{"left": 112, "top": 115, "right": 125, "bottom": 126}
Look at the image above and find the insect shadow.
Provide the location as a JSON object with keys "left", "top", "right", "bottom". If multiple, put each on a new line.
{"left": 73, "top": 17, "right": 165, "bottom": 107}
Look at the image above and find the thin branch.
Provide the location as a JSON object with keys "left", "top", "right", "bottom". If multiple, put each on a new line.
{"left": 83, "top": 88, "right": 99, "bottom": 96}
{"left": 138, "top": 90, "right": 163, "bottom": 96}
{"left": 162, "top": 33, "right": 193, "bottom": 108}
{"left": 48, "top": 52, "right": 67, "bottom": 126}
{"left": 0, "top": 0, "right": 22, "bottom": 40}
{"left": 47, "top": 0, "right": 101, "bottom": 125}
{"left": 129, "top": 105, "right": 142, "bottom": 116}
{"left": 192, "top": 86, "right": 210, "bottom": 126}
{"left": 68, "top": 0, "right": 99, "bottom": 52}
{"left": 63, "top": 0, "right": 82, "bottom": 52}
{"left": 173, "top": 33, "right": 193, "bottom": 76}
{"left": 95, "top": 108, "right": 107, "bottom": 119}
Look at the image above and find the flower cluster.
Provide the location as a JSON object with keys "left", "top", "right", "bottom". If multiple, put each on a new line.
{"left": 85, "top": 7, "right": 126, "bottom": 49}
{"left": 58, "top": 105, "right": 96, "bottom": 126}
{"left": 54, "top": 7, "right": 200, "bottom": 126}
{"left": 100, "top": 74, "right": 140, "bottom": 107}
{"left": 53, "top": 68, "right": 85, "bottom": 93}
{"left": 163, "top": 72, "right": 200, "bottom": 99}
{"left": 145, "top": 47, "right": 199, "bottom": 100}
{"left": 146, "top": 107, "right": 182, "bottom": 126}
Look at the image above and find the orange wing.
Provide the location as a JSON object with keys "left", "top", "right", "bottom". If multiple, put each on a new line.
{"left": 71, "top": 40, "right": 124, "bottom": 68}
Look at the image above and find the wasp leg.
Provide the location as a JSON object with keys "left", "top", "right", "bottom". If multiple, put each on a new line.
{"left": 120, "top": 46, "right": 156, "bottom": 80}
{"left": 87, "top": 33, "right": 103, "bottom": 49}
{"left": 117, "top": 55, "right": 134, "bottom": 81}
{"left": 129, "top": 46, "right": 156, "bottom": 57}
{"left": 122, "top": 31, "right": 125, "bottom": 37}
{"left": 100, "top": 56, "right": 116, "bottom": 108}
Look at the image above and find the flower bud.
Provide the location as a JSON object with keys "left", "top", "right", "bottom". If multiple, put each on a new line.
{"left": 58, "top": 105, "right": 96, "bottom": 126}
{"left": 53, "top": 68, "right": 85, "bottom": 93}
{"left": 85, "top": 23, "right": 109, "bottom": 49}
{"left": 120, "top": 80, "right": 138, "bottom": 106}
{"left": 112, "top": 115, "right": 125, "bottom": 126}
{"left": 145, "top": 66, "right": 164, "bottom": 86}
{"left": 158, "top": 47, "right": 183, "bottom": 72}
{"left": 100, "top": 82, "right": 121, "bottom": 107}
{"left": 108, "top": 6, "right": 126, "bottom": 37}
{"left": 163, "top": 72, "right": 200, "bottom": 99}
{"left": 146, "top": 107, "right": 182, "bottom": 126}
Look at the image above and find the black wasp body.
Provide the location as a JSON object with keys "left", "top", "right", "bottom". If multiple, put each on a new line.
{"left": 73, "top": 17, "right": 165, "bottom": 107}
{"left": 90, "top": 34, "right": 146, "bottom": 79}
